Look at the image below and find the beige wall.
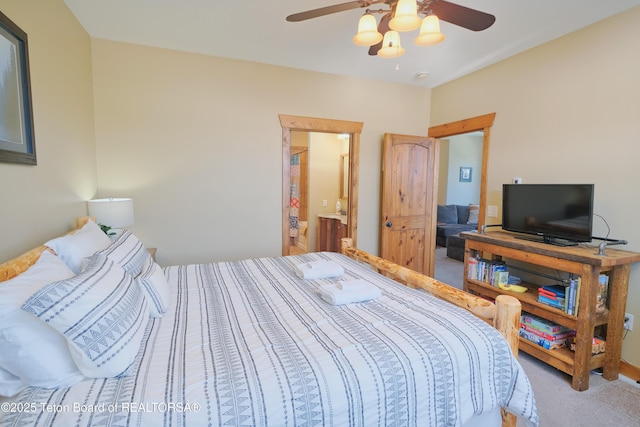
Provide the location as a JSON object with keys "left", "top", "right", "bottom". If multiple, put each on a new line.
{"left": 308, "top": 133, "right": 343, "bottom": 252}
{"left": 431, "top": 6, "right": 640, "bottom": 365}
{"left": 90, "top": 39, "right": 431, "bottom": 265}
{"left": 0, "top": 0, "right": 97, "bottom": 262}
{"left": 442, "top": 133, "right": 482, "bottom": 205}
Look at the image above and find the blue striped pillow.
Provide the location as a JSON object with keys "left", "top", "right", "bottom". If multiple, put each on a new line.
{"left": 21, "top": 255, "right": 150, "bottom": 378}
{"left": 94, "top": 230, "right": 151, "bottom": 277}
{"left": 137, "top": 258, "right": 169, "bottom": 317}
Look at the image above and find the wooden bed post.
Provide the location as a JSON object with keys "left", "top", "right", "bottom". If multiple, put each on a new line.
{"left": 494, "top": 295, "right": 521, "bottom": 357}
{"left": 494, "top": 294, "right": 521, "bottom": 427}
{"left": 340, "top": 237, "right": 354, "bottom": 256}
{"left": 341, "top": 238, "right": 522, "bottom": 427}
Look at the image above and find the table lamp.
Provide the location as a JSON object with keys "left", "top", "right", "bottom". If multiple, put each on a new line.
{"left": 87, "top": 198, "right": 134, "bottom": 237}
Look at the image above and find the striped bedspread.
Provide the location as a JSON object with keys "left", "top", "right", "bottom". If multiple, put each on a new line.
{"left": 0, "top": 252, "right": 538, "bottom": 427}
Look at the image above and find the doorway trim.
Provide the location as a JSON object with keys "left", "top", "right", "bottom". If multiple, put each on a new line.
{"left": 428, "top": 113, "right": 496, "bottom": 230}
{"left": 279, "top": 114, "right": 363, "bottom": 256}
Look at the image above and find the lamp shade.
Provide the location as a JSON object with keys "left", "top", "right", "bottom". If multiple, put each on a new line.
{"left": 87, "top": 198, "right": 135, "bottom": 228}
{"left": 414, "top": 15, "right": 445, "bottom": 46}
{"left": 353, "top": 13, "right": 383, "bottom": 46}
{"left": 389, "top": 0, "right": 421, "bottom": 32}
{"left": 377, "top": 31, "right": 405, "bottom": 58}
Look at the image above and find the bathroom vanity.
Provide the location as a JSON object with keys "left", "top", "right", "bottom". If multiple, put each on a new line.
{"left": 317, "top": 213, "right": 347, "bottom": 252}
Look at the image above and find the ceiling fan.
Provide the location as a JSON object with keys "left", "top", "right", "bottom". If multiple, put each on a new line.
{"left": 286, "top": 0, "right": 495, "bottom": 58}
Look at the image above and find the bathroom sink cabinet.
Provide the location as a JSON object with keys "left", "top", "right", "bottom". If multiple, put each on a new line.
{"left": 317, "top": 216, "right": 347, "bottom": 252}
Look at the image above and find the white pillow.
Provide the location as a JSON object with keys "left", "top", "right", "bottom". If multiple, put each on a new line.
{"left": 22, "top": 255, "right": 150, "bottom": 378}
{"left": 0, "top": 251, "right": 85, "bottom": 397}
{"left": 45, "top": 219, "right": 112, "bottom": 274}
{"left": 137, "top": 258, "right": 169, "bottom": 317}
{"left": 0, "top": 368, "right": 24, "bottom": 397}
{"left": 92, "top": 229, "right": 151, "bottom": 277}
{"left": 467, "top": 204, "right": 480, "bottom": 224}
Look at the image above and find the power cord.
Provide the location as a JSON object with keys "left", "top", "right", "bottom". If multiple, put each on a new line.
{"left": 592, "top": 213, "right": 628, "bottom": 255}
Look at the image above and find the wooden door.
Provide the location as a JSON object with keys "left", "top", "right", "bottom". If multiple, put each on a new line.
{"left": 380, "top": 133, "right": 438, "bottom": 277}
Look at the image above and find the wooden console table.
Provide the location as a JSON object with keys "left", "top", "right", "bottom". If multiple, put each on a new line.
{"left": 462, "top": 230, "right": 640, "bottom": 391}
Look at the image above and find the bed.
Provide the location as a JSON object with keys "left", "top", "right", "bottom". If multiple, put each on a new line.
{"left": 0, "top": 218, "right": 538, "bottom": 427}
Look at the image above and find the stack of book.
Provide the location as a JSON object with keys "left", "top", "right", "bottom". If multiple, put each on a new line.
{"left": 537, "top": 285, "right": 566, "bottom": 310}
{"left": 467, "top": 257, "right": 508, "bottom": 287}
{"left": 537, "top": 278, "right": 582, "bottom": 315}
{"left": 520, "top": 313, "right": 576, "bottom": 350}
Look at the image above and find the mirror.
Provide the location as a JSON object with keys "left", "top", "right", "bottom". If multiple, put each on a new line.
{"left": 279, "top": 115, "right": 363, "bottom": 256}
{"left": 428, "top": 113, "right": 496, "bottom": 230}
{"left": 340, "top": 153, "right": 349, "bottom": 199}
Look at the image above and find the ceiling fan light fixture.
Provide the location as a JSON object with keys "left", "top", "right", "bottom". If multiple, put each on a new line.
{"left": 389, "top": 0, "right": 421, "bottom": 32}
{"left": 353, "top": 13, "right": 383, "bottom": 46}
{"left": 414, "top": 14, "right": 445, "bottom": 46}
{"left": 377, "top": 31, "right": 405, "bottom": 58}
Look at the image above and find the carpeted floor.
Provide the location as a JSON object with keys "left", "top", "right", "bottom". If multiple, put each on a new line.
{"left": 433, "top": 246, "right": 465, "bottom": 290}
{"left": 433, "top": 246, "right": 640, "bottom": 426}
{"left": 518, "top": 352, "right": 640, "bottom": 426}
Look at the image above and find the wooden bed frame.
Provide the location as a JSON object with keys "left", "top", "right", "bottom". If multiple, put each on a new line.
{"left": 341, "top": 238, "right": 521, "bottom": 427}
{"left": 0, "top": 222, "right": 522, "bottom": 427}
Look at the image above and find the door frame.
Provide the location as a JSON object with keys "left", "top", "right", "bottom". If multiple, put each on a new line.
{"left": 428, "top": 113, "right": 496, "bottom": 230}
{"left": 279, "top": 114, "right": 363, "bottom": 256}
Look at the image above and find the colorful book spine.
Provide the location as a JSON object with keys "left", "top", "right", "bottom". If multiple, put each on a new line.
{"left": 574, "top": 277, "right": 581, "bottom": 315}
{"left": 537, "top": 279, "right": 581, "bottom": 315}
{"left": 520, "top": 323, "right": 576, "bottom": 341}
{"left": 567, "top": 277, "right": 578, "bottom": 315}
{"left": 538, "top": 294, "right": 566, "bottom": 310}
{"left": 538, "top": 288, "right": 559, "bottom": 299}
{"left": 467, "top": 257, "right": 507, "bottom": 287}
{"left": 467, "top": 257, "right": 478, "bottom": 280}
{"left": 521, "top": 313, "right": 570, "bottom": 334}
{"left": 519, "top": 329, "right": 568, "bottom": 350}
{"left": 540, "top": 285, "right": 565, "bottom": 298}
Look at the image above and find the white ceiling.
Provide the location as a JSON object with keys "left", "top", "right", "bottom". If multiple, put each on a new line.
{"left": 64, "top": 0, "right": 640, "bottom": 88}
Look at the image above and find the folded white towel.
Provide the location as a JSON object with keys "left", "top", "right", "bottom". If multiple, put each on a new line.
{"left": 294, "top": 260, "right": 344, "bottom": 280}
{"left": 317, "top": 283, "right": 381, "bottom": 306}
{"left": 337, "top": 279, "right": 368, "bottom": 291}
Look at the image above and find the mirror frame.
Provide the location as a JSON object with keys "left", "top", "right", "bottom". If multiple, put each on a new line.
{"left": 280, "top": 114, "right": 363, "bottom": 256}
{"left": 428, "top": 113, "right": 496, "bottom": 230}
{"left": 340, "top": 153, "right": 349, "bottom": 199}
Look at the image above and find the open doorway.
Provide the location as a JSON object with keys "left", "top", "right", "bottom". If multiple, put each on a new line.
{"left": 280, "top": 115, "right": 363, "bottom": 256}
{"left": 428, "top": 113, "right": 495, "bottom": 287}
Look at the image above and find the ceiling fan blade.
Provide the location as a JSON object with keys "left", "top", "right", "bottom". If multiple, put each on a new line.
{"left": 368, "top": 12, "right": 391, "bottom": 56}
{"left": 286, "top": 1, "right": 364, "bottom": 22}
{"left": 428, "top": 0, "right": 495, "bottom": 31}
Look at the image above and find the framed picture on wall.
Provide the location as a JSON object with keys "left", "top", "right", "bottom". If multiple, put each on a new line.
{"left": 460, "top": 166, "right": 472, "bottom": 182}
{"left": 0, "top": 11, "right": 36, "bottom": 165}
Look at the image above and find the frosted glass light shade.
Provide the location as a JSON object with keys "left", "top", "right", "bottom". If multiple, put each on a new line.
{"left": 353, "top": 14, "right": 383, "bottom": 46}
{"left": 389, "top": 0, "right": 421, "bottom": 31}
{"left": 88, "top": 198, "right": 135, "bottom": 228}
{"left": 377, "top": 31, "right": 405, "bottom": 58}
{"left": 414, "top": 15, "right": 445, "bottom": 46}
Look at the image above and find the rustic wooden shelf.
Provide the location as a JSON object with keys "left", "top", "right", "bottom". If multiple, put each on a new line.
{"left": 462, "top": 230, "right": 640, "bottom": 391}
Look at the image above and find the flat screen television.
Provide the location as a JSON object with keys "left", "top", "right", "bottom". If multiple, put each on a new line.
{"left": 502, "top": 184, "right": 594, "bottom": 246}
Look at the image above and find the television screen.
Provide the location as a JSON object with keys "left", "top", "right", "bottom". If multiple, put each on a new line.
{"left": 502, "top": 184, "right": 594, "bottom": 245}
